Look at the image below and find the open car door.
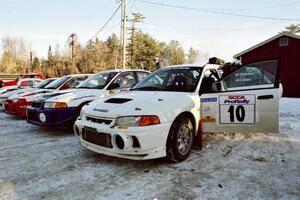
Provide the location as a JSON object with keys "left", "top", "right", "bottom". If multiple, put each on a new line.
{"left": 200, "top": 60, "right": 280, "bottom": 133}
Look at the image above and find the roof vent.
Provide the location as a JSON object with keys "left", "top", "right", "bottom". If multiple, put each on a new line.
{"left": 279, "top": 38, "right": 289, "bottom": 46}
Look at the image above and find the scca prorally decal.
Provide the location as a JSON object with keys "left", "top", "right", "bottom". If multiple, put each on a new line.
{"left": 223, "top": 95, "right": 250, "bottom": 104}
{"left": 93, "top": 108, "right": 109, "bottom": 113}
{"left": 71, "top": 95, "right": 96, "bottom": 101}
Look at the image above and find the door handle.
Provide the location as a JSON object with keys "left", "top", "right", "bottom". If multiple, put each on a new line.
{"left": 257, "top": 95, "right": 274, "bottom": 100}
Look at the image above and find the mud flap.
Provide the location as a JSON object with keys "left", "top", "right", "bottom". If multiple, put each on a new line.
{"left": 193, "top": 119, "right": 203, "bottom": 150}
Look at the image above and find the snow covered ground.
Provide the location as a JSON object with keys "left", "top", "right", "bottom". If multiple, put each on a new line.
{"left": 280, "top": 98, "right": 300, "bottom": 136}
{"left": 0, "top": 98, "right": 299, "bottom": 200}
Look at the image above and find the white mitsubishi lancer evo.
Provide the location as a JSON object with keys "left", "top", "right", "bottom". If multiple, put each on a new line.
{"left": 74, "top": 60, "right": 281, "bottom": 162}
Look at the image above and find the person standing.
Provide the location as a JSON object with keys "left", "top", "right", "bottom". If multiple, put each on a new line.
{"left": 155, "top": 57, "right": 160, "bottom": 70}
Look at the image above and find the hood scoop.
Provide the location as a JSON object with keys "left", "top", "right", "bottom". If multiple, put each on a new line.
{"left": 104, "top": 98, "right": 132, "bottom": 104}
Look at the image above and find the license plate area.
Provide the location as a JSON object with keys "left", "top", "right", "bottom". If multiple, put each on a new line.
{"left": 83, "top": 127, "right": 112, "bottom": 148}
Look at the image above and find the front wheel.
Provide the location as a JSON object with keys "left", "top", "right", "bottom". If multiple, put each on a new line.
{"left": 166, "top": 117, "right": 194, "bottom": 162}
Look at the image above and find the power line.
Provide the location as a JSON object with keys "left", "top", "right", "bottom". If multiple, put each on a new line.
{"left": 137, "top": 0, "right": 300, "bottom": 22}
{"left": 79, "top": 0, "right": 113, "bottom": 31}
{"left": 86, "top": 3, "right": 123, "bottom": 44}
{"left": 213, "top": 1, "right": 300, "bottom": 11}
{"left": 141, "top": 22, "right": 278, "bottom": 32}
{"left": 103, "top": 0, "right": 137, "bottom": 36}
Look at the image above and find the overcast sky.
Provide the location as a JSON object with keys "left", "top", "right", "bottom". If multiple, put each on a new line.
{"left": 0, "top": 0, "right": 299, "bottom": 63}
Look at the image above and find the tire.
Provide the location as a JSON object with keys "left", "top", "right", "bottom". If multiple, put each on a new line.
{"left": 166, "top": 116, "right": 194, "bottom": 162}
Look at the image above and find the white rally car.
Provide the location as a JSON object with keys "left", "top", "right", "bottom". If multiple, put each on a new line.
{"left": 27, "top": 70, "right": 149, "bottom": 127}
{"left": 13, "top": 74, "right": 90, "bottom": 117}
{"left": 74, "top": 60, "right": 281, "bottom": 162}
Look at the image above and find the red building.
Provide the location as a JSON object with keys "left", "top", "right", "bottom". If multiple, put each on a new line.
{"left": 234, "top": 33, "right": 300, "bottom": 97}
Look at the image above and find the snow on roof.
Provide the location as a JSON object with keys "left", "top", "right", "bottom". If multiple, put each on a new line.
{"left": 233, "top": 32, "right": 300, "bottom": 59}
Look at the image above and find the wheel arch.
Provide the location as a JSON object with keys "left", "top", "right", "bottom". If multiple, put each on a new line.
{"left": 75, "top": 101, "right": 92, "bottom": 118}
{"left": 174, "top": 111, "right": 197, "bottom": 136}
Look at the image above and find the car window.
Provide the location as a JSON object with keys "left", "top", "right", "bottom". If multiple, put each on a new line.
{"left": 222, "top": 60, "right": 278, "bottom": 91}
{"left": 34, "top": 79, "right": 55, "bottom": 89}
{"left": 199, "top": 69, "right": 219, "bottom": 94}
{"left": 33, "top": 80, "right": 41, "bottom": 86}
{"left": 112, "top": 72, "right": 136, "bottom": 89}
{"left": 65, "top": 76, "right": 88, "bottom": 88}
{"left": 136, "top": 72, "right": 149, "bottom": 82}
{"left": 132, "top": 67, "right": 202, "bottom": 92}
{"left": 77, "top": 72, "right": 118, "bottom": 89}
{"left": 45, "top": 76, "right": 70, "bottom": 89}
{"left": 25, "top": 81, "right": 33, "bottom": 87}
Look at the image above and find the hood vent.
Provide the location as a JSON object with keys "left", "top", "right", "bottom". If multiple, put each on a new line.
{"left": 105, "top": 98, "right": 132, "bottom": 104}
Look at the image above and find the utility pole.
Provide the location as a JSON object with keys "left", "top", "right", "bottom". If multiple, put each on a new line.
{"left": 128, "top": 13, "right": 145, "bottom": 68}
{"left": 122, "top": 0, "right": 127, "bottom": 70}
{"left": 69, "top": 33, "right": 77, "bottom": 74}
{"left": 29, "top": 51, "right": 33, "bottom": 73}
{"left": 116, "top": 1, "right": 124, "bottom": 70}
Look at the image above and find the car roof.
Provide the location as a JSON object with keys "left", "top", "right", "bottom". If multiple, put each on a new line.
{"left": 68, "top": 74, "right": 93, "bottom": 77}
{"left": 160, "top": 64, "right": 220, "bottom": 70}
{"left": 19, "top": 78, "right": 43, "bottom": 81}
{"left": 94, "top": 69, "right": 150, "bottom": 74}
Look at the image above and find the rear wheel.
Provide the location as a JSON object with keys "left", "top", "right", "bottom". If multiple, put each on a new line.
{"left": 166, "top": 117, "right": 194, "bottom": 162}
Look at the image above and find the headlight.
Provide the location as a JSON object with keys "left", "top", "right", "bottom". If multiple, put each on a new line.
{"left": 114, "top": 115, "right": 160, "bottom": 127}
{"left": 44, "top": 102, "right": 68, "bottom": 109}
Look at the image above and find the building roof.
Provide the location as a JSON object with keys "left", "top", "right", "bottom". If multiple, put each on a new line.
{"left": 233, "top": 32, "right": 300, "bottom": 59}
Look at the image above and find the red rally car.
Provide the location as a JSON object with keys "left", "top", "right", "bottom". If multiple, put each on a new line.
{"left": 4, "top": 78, "right": 55, "bottom": 116}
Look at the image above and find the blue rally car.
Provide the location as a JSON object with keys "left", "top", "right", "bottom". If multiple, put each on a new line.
{"left": 26, "top": 69, "right": 149, "bottom": 127}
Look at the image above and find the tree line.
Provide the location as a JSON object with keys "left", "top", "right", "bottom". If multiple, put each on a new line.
{"left": 0, "top": 32, "right": 199, "bottom": 77}
{"left": 1, "top": 21, "right": 299, "bottom": 77}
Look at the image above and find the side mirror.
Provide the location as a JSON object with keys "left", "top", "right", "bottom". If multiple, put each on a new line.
{"left": 212, "top": 82, "right": 222, "bottom": 92}
{"left": 107, "top": 82, "right": 120, "bottom": 90}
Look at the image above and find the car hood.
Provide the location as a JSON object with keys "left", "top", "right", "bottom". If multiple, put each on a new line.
{"left": 22, "top": 89, "right": 55, "bottom": 102}
{"left": 4, "top": 88, "right": 37, "bottom": 99}
{"left": 43, "top": 89, "right": 105, "bottom": 104}
{"left": 0, "top": 86, "right": 18, "bottom": 94}
{"left": 85, "top": 91, "right": 197, "bottom": 119}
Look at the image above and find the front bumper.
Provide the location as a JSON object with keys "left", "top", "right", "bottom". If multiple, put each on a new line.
{"left": 4, "top": 100, "right": 17, "bottom": 115}
{"left": 27, "top": 107, "right": 77, "bottom": 127}
{"left": 15, "top": 101, "right": 32, "bottom": 117}
{"left": 74, "top": 117, "right": 172, "bottom": 160}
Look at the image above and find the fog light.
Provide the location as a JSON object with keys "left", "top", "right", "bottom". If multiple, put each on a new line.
{"left": 115, "top": 135, "right": 125, "bottom": 149}
{"left": 39, "top": 113, "right": 46, "bottom": 123}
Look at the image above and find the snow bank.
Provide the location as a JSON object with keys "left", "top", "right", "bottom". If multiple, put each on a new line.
{"left": 280, "top": 98, "right": 300, "bottom": 136}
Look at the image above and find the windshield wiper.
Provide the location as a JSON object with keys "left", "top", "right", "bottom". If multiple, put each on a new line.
{"left": 132, "top": 86, "right": 160, "bottom": 91}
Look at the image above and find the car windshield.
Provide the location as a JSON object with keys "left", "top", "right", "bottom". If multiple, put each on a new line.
{"left": 132, "top": 67, "right": 202, "bottom": 92}
{"left": 34, "top": 79, "right": 55, "bottom": 89}
{"left": 44, "top": 76, "right": 70, "bottom": 89}
{"left": 77, "top": 72, "right": 118, "bottom": 89}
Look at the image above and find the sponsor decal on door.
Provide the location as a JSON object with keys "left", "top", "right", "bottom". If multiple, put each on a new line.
{"left": 219, "top": 95, "right": 255, "bottom": 124}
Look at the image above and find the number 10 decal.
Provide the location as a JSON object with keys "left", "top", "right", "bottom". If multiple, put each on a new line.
{"left": 219, "top": 95, "right": 255, "bottom": 124}
{"left": 228, "top": 105, "right": 246, "bottom": 122}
